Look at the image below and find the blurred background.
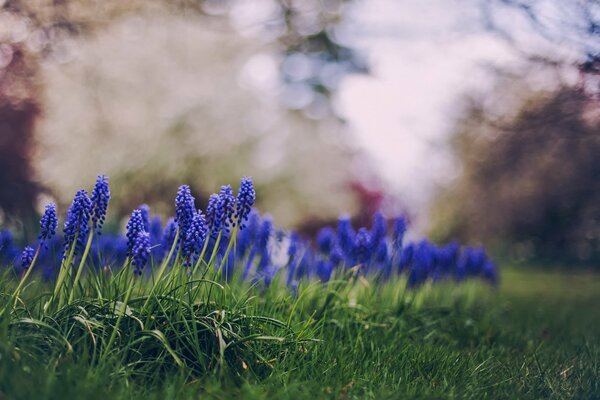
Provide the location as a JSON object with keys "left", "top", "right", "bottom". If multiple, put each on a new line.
{"left": 1, "top": 0, "right": 599, "bottom": 265}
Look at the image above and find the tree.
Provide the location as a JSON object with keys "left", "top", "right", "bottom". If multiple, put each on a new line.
{"left": 0, "top": 0, "right": 367, "bottom": 223}
{"left": 431, "top": 81, "right": 600, "bottom": 263}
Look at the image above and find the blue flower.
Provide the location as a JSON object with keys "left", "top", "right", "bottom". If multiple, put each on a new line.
{"left": 39, "top": 203, "right": 58, "bottom": 242}
{"left": 329, "top": 245, "right": 344, "bottom": 266}
{"left": 391, "top": 216, "right": 407, "bottom": 247}
{"left": 63, "top": 189, "right": 92, "bottom": 259}
{"left": 20, "top": 246, "right": 35, "bottom": 270}
{"left": 354, "top": 227, "right": 372, "bottom": 264}
{"left": 91, "top": 175, "right": 110, "bottom": 235}
{"left": 132, "top": 232, "right": 151, "bottom": 275}
{"left": 483, "top": 261, "right": 498, "bottom": 284}
{"left": 139, "top": 204, "right": 151, "bottom": 232}
{"left": 408, "top": 241, "right": 434, "bottom": 288}
{"left": 256, "top": 217, "right": 272, "bottom": 252}
{"left": 175, "top": 185, "right": 196, "bottom": 235}
{"left": 316, "top": 227, "right": 335, "bottom": 254}
{"left": 206, "top": 185, "right": 236, "bottom": 237}
{"left": 375, "top": 239, "right": 389, "bottom": 265}
{"left": 160, "top": 217, "right": 177, "bottom": 259}
{"left": 126, "top": 209, "right": 145, "bottom": 256}
{"left": 93, "top": 234, "right": 128, "bottom": 268}
{"left": 0, "top": 230, "right": 19, "bottom": 265}
{"left": 218, "top": 185, "right": 235, "bottom": 235}
{"left": 316, "top": 259, "right": 333, "bottom": 282}
{"left": 234, "top": 177, "right": 256, "bottom": 229}
{"left": 206, "top": 194, "right": 221, "bottom": 235}
{"left": 398, "top": 242, "right": 414, "bottom": 273}
{"left": 337, "top": 215, "right": 355, "bottom": 260}
{"left": 288, "top": 232, "right": 300, "bottom": 262}
{"left": 370, "top": 211, "right": 387, "bottom": 249}
{"left": 182, "top": 211, "right": 208, "bottom": 267}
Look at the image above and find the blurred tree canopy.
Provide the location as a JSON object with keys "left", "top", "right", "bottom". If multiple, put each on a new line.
{"left": 0, "top": 0, "right": 366, "bottom": 224}
{"left": 432, "top": 82, "right": 600, "bottom": 263}
{"left": 478, "top": 0, "right": 600, "bottom": 58}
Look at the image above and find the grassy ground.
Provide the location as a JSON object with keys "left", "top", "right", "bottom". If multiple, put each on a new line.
{"left": 0, "top": 266, "right": 598, "bottom": 399}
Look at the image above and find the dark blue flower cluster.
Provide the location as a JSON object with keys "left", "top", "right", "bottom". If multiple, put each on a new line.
{"left": 20, "top": 246, "right": 35, "bottom": 270}
{"left": 126, "top": 209, "right": 145, "bottom": 257}
{"left": 131, "top": 232, "right": 151, "bottom": 275}
{"left": 91, "top": 175, "right": 110, "bottom": 235}
{"left": 182, "top": 211, "right": 208, "bottom": 267}
{"left": 234, "top": 177, "right": 256, "bottom": 228}
{"left": 161, "top": 218, "right": 178, "bottom": 260}
{"left": 39, "top": 203, "right": 58, "bottom": 242}
{"left": 175, "top": 185, "right": 195, "bottom": 234}
{"left": 293, "top": 213, "right": 499, "bottom": 287}
{"left": 0, "top": 174, "right": 497, "bottom": 290}
{"left": 63, "top": 189, "right": 92, "bottom": 259}
{"left": 0, "top": 230, "right": 19, "bottom": 266}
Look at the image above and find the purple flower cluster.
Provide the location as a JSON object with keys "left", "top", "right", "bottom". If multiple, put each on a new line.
{"left": 0, "top": 174, "right": 498, "bottom": 291}
{"left": 175, "top": 185, "right": 195, "bottom": 234}
{"left": 290, "top": 213, "right": 499, "bottom": 287}
{"left": 0, "top": 230, "right": 19, "bottom": 266}
{"left": 20, "top": 246, "right": 35, "bottom": 270}
{"left": 131, "top": 231, "right": 151, "bottom": 275}
{"left": 234, "top": 177, "right": 256, "bottom": 228}
{"left": 91, "top": 175, "right": 110, "bottom": 235}
{"left": 39, "top": 203, "right": 58, "bottom": 242}
{"left": 182, "top": 211, "right": 208, "bottom": 267}
{"left": 126, "top": 209, "right": 145, "bottom": 257}
{"left": 63, "top": 189, "right": 92, "bottom": 259}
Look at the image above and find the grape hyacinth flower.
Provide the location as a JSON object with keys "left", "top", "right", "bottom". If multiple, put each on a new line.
{"left": 354, "top": 227, "right": 372, "bottom": 265}
{"left": 316, "top": 227, "right": 335, "bottom": 254}
{"left": 375, "top": 239, "right": 389, "bottom": 265}
{"left": 149, "top": 216, "right": 162, "bottom": 242}
{"left": 0, "top": 230, "right": 19, "bottom": 265}
{"left": 392, "top": 216, "right": 407, "bottom": 247}
{"left": 408, "top": 241, "right": 434, "bottom": 288}
{"left": 243, "top": 216, "right": 272, "bottom": 280}
{"left": 337, "top": 215, "right": 356, "bottom": 260}
{"left": 39, "top": 203, "right": 58, "bottom": 242}
{"left": 398, "top": 242, "right": 414, "bottom": 273}
{"left": 139, "top": 204, "right": 151, "bottom": 232}
{"left": 126, "top": 209, "right": 145, "bottom": 256}
{"left": 316, "top": 259, "right": 333, "bottom": 282}
{"left": 329, "top": 245, "right": 344, "bottom": 266}
{"left": 218, "top": 185, "right": 235, "bottom": 236}
{"left": 287, "top": 232, "right": 300, "bottom": 265}
{"left": 182, "top": 211, "right": 208, "bottom": 267}
{"left": 63, "top": 189, "right": 93, "bottom": 259}
{"left": 370, "top": 211, "right": 387, "bottom": 251}
{"left": 234, "top": 177, "right": 255, "bottom": 229}
{"left": 237, "top": 210, "right": 259, "bottom": 257}
{"left": 160, "top": 218, "right": 178, "bottom": 259}
{"left": 256, "top": 217, "right": 272, "bottom": 252}
{"left": 175, "top": 185, "right": 196, "bottom": 235}
{"left": 483, "top": 260, "right": 498, "bottom": 284}
{"left": 206, "top": 194, "right": 222, "bottom": 235}
{"left": 206, "top": 185, "right": 235, "bottom": 237}
{"left": 90, "top": 175, "right": 110, "bottom": 235}
{"left": 131, "top": 232, "right": 151, "bottom": 275}
{"left": 21, "top": 246, "right": 35, "bottom": 270}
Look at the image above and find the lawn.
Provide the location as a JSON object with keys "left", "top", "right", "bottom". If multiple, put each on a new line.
{"left": 0, "top": 265, "right": 597, "bottom": 400}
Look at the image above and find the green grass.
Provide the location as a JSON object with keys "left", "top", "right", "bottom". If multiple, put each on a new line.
{"left": 0, "top": 264, "right": 598, "bottom": 399}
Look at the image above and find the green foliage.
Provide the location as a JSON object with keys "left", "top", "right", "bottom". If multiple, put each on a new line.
{"left": 0, "top": 255, "right": 598, "bottom": 399}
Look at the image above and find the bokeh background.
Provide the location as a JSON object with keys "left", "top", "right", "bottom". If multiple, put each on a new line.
{"left": 1, "top": 0, "right": 599, "bottom": 265}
